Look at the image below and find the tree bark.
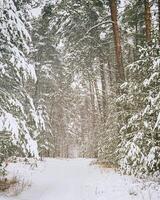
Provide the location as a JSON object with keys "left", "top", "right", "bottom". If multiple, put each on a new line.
{"left": 109, "top": 0, "right": 125, "bottom": 82}
{"left": 107, "top": 52, "right": 113, "bottom": 87}
{"left": 158, "top": 0, "right": 160, "bottom": 44}
{"left": 144, "top": 0, "right": 152, "bottom": 44}
{"left": 99, "top": 58, "right": 107, "bottom": 123}
{"left": 89, "top": 65, "right": 102, "bottom": 118}
{"left": 89, "top": 80, "right": 98, "bottom": 157}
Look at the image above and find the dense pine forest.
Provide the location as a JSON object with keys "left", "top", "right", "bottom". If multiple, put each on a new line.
{"left": 0, "top": 1, "right": 160, "bottom": 197}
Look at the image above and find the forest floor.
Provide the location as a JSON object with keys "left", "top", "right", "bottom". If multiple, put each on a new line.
{"left": 0, "top": 158, "right": 160, "bottom": 200}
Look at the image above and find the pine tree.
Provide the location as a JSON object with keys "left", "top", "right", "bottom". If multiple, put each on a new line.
{"left": 118, "top": 0, "right": 160, "bottom": 175}
{"left": 118, "top": 44, "right": 160, "bottom": 176}
{"left": 0, "top": 0, "right": 43, "bottom": 171}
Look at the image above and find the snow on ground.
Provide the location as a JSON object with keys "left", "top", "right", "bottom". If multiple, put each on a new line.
{"left": 0, "top": 158, "right": 160, "bottom": 200}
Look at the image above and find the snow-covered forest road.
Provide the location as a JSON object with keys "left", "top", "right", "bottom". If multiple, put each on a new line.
{"left": 1, "top": 159, "right": 160, "bottom": 200}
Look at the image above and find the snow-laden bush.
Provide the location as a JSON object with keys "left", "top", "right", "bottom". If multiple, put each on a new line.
{"left": 118, "top": 44, "right": 160, "bottom": 176}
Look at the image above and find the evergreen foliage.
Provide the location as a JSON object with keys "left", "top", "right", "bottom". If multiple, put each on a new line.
{"left": 118, "top": 44, "right": 160, "bottom": 176}
{"left": 0, "top": 0, "right": 44, "bottom": 171}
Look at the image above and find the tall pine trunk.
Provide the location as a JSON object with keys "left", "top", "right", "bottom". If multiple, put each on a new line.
{"left": 109, "top": 0, "right": 124, "bottom": 82}
{"left": 89, "top": 65, "right": 102, "bottom": 118}
{"left": 158, "top": 0, "right": 160, "bottom": 44}
{"left": 89, "top": 80, "right": 98, "bottom": 157}
{"left": 99, "top": 60, "right": 107, "bottom": 123}
{"left": 144, "top": 0, "right": 152, "bottom": 44}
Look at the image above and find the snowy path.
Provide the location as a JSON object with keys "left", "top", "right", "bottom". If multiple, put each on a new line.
{"left": 1, "top": 158, "right": 160, "bottom": 200}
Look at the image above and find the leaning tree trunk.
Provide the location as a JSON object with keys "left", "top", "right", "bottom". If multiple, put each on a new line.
{"left": 109, "top": 0, "right": 125, "bottom": 83}
{"left": 144, "top": 0, "right": 152, "bottom": 44}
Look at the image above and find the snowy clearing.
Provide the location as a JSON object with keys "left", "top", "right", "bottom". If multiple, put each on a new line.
{"left": 0, "top": 158, "right": 160, "bottom": 200}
